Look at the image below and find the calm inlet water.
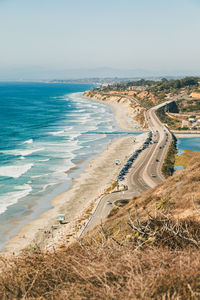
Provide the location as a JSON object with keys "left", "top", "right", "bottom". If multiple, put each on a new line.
{"left": 0, "top": 82, "right": 142, "bottom": 250}
{"left": 177, "top": 137, "right": 200, "bottom": 155}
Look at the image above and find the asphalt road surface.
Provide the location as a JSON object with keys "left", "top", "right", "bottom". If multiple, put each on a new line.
{"left": 80, "top": 100, "right": 173, "bottom": 236}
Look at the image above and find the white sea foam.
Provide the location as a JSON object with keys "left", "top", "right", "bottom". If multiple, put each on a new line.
{"left": 14, "top": 183, "right": 32, "bottom": 191}
{"left": 46, "top": 140, "right": 81, "bottom": 153}
{"left": 48, "top": 130, "right": 65, "bottom": 136}
{"left": 18, "top": 148, "right": 44, "bottom": 156}
{"left": 0, "top": 184, "right": 32, "bottom": 214}
{"left": 31, "top": 174, "right": 49, "bottom": 179}
{"left": 38, "top": 158, "right": 50, "bottom": 162}
{"left": 51, "top": 96, "right": 65, "bottom": 100}
{"left": 49, "top": 150, "right": 76, "bottom": 160}
{"left": 0, "top": 163, "right": 33, "bottom": 178}
{"left": 23, "top": 139, "right": 33, "bottom": 144}
{"left": 68, "top": 92, "right": 83, "bottom": 100}
{"left": 40, "top": 182, "right": 57, "bottom": 193}
{"left": 64, "top": 126, "right": 73, "bottom": 131}
{"left": 65, "top": 132, "right": 81, "bottom": 140}
{"left": 67, "top": 113, "right": 91, "bottom": 119}
{"left": 76, "top": 109, "right": 85, "bottom": 113}
{"left": 0, "top": 148, "right": 44, "bottom": 157}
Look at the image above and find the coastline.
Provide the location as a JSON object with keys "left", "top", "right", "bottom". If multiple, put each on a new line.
{"left": 83, "top": 91, "right": 145, "bottom": 132}
{"left": 4, "top": 96, "right": 146, "bottom": 255}
{"left": 173, "top": 133, "right": 200, "bottom": 138}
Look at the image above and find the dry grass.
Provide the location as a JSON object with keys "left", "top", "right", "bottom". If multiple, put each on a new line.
{"left": 175, "top": 150, "right": 200, "bottom": 168}
{"left": 1, "top": 215, "right": 200, "bottom": 299}
{"left": 0, "top": 158, "right": 200, "bottom": 299}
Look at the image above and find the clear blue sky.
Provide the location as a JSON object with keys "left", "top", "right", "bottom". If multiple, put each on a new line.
{"left": 0, "top": 0, "right": 200, "bottom": 78}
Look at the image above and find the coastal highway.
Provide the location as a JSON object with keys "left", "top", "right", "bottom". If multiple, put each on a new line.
{"left": 80, "top": 100, "right": 173, "bottom": 236}
{"left": 81, "top": 191, "right": 136, "bottom": 234}
{"left": 127, "top": 100, "right": 173, "bottom": 191}
{"left": 134, "top": 101, "right": 173, "bottom": 189}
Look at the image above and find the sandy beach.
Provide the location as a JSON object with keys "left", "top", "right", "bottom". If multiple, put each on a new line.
{"left": 4, "top": 97, "right": 147, "bottom": 254}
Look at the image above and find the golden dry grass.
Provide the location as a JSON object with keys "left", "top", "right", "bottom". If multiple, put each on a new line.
{"left": 175, "top": 150, "right": 200, "bottom": 168}
{"left": 0, "top": 158, "right": 200, "bottom": 299}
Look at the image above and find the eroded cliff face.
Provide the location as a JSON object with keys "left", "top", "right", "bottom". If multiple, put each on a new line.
{"left": 83, "top": 90, "right": 146, "bottom": 126}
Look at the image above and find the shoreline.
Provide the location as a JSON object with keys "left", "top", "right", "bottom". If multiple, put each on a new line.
{"left": 4, "top": 95, "right": 146, "bottom": 255}
{"left": 173, "top": 133, "right": 200, "bottom": 138}
{"left": 83, "top": 92, "right": 145, "bottom": 132}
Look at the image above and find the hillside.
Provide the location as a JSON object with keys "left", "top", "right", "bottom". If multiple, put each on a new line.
{"left": 84, "top": 77, "right": 200, "bottom": 131}
{"left": 0, "top": 158, "right": 200, "bottom": 299}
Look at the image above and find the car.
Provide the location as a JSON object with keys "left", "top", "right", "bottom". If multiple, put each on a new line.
{"left": 151, "top": 173, "right": 156, "bottom": 177}
{"left": 107, "top": 201, "right": 112, "bottom": 205}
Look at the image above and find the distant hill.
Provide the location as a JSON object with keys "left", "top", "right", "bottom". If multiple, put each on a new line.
{"left": 0, "top": 66, "right": 199, "bottom": 81}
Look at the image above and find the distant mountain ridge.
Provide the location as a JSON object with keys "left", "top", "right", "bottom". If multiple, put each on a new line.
{"left": 0, "top": 66, "right": 199, "bottom": 81}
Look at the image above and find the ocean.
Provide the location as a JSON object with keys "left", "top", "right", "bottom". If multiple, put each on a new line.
{"left": 0, "top": 82, "right": 141, "bottom": 250}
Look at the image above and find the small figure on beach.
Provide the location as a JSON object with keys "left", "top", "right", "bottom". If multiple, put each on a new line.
{"left": 57, "top": 214, "right": 66, "bottom": 224}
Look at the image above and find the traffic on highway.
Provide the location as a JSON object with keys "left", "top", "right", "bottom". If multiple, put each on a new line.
{"left": 80, "top": 100, "right": 173, "bottom": 236}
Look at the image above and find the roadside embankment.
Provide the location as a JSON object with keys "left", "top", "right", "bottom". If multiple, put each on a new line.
{"left": 161, "top": 133, "right": 177, "bottom": 178}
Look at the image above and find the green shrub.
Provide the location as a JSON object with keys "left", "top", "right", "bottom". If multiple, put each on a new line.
{"left": 162, "top": 134, "right": 177, "bottom": 178}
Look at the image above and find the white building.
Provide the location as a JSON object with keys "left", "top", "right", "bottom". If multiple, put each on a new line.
{"left": 188, "top": 118, "right": 196, "bottom": 123}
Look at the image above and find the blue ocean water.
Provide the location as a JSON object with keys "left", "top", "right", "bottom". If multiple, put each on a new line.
{"left": 0, "top": 82, "right": 141, "bottom": 249}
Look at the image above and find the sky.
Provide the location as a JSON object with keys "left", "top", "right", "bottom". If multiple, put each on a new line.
{"left": 0, "top": 0, "right": 200, "bottom": 79}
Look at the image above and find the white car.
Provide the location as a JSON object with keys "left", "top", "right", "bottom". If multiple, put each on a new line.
{"left": 107, "top": 201, "right": 112, "bottom": 205}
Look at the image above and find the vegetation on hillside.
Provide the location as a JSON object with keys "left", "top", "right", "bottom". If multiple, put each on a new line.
{"left": 0, "top": 159, "right": 200, "bottom": 299}
{"left": 156, "top": 107, "right": 181, "bottom": 130}
{"left": 161, "top": 134, "right": 177, "bottom": 178}
{"left": 85, "top": 77, "right": 200, "bottom": 131}
{"left": 99, "top": 77, "right": 199, "bottom": 93}
{"left": 176, "top": 98, "right": 200, "bottom": 113}
{"left": 87, "top": 77, "right": 200, "bottom": 113}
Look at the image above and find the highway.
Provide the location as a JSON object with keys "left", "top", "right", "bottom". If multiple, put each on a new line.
{"left": 80, "top": 100, "right": 173, "bottom": 236}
